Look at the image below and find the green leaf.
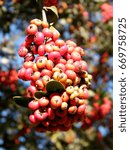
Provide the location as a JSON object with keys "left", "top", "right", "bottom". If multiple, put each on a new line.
{"left": 46, "top": 80, "right": 65, "bottom": 94}
{"left": 13, "top": 96, "right": 33, "bottom": 107}
{"left": 43, "top": 6, "right": 59, "bottom": 24}
{"left": 34, "top": 91, "right": 47, "bottom": 100}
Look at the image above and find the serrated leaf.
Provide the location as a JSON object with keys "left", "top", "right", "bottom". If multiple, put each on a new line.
{"left": 34, "top": 91, "right": 47, "bottom": 100}
{"left": 13, "top": 96, "right": 33, "bottom": 107}
{"left": 46, "top": 80, "right": 65, "bottom": 94}
{"left": 43, "top": 6, "right": 59, "bottom": 24}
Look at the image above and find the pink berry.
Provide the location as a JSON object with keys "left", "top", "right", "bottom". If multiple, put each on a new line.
{"left": 18, "top": 46, "right": 28, "bottom": 57}
{"left": 50, "top": 93, "right": 62, "bottom": 109}
{"left": 26, "top": 24, "right": 38, "bottom": 35}
{"left": 26, "top": 86, "right": 37, "bottom": 97}
{"left": 25, "top": 68, "right": 33, "bottom": 80}
{"left": 59, "top": 45, "right": 68, "bottom": 56}
{"left": 41, "top": 69, "right": 52, "bottom": 77}
{"left": 48, "top": 51, "right": 61, "bottom": 63}
{"left": 42, "top": 28, "right": 53, "bottom": 38}
{"left": 71, "top": 51, "right": 81, "bottom": 61}
{"left": 34, "top": 32, "right": 44, "bottom": 45}
{"left": 38, "top": 44, "right": 45, "bottom": 56}
{"left": 38, "top": 97, "right": 49, "bottom": 107}
{"left": 28, "top": 100, "right": 39, "bottom": 110}
{"left": 24, "top": 52, "right": 35, "bottom": 62}
{"left": 47, "top": 107, "right": 55, "bottom": 120}
{"left": 29, "top": 114, "right": 39, "bottom": 124}
{"left": 34, "top": 109, "right": 48, "bottom": 121}
{"left": 65, "top": 70, "right": 76, "bottom": 80}
{"left": 18, "top": 67, "right": 26, "bottom": 80}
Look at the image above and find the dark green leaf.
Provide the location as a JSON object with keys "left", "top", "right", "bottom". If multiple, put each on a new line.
{"left": 46, "top": 80, "right": 65, "bottom": 94}
{"left": 34, "top": 91, "right": 47, "bottom": 100}
{"left": 13, "top": 96, "right": 33, "bottom": 107}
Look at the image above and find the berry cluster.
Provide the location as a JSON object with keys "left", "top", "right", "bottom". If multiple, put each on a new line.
{"left": 100, "top": 3, "right": 113, "bottom": 23}
{"left": 44, "top": 0, "right": 58, "bottom": 7}
{"left": 17, "top": 18, "right": 92, "bottom": 131}
{"left": 82, "top": 96, "right": 112, "bottom": 129}
{"left": 0, "top": 69, "right": 18, "bottom": 91}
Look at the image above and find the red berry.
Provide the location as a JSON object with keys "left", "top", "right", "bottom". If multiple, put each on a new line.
{"left": 48, "top": 51, "right": 61, "bottom": 63}
{"left": 65, "top": 70, "right": 76, "bottom": 80}
{"left": 38, "top": 97, "right": 49, "bottom": 107}
{"left": 42, "top": 28, "right": 53, "bottom": 38}
{"left": 26, "top": 24, "right": 38, "bottom": 35}
{"left": 34, "top": 32, "right": 44, "bottom": 45}
{"left": 34, "top": 109, "right": 48, "bottom": 121}
{"left": 37, "top": 44, "right": 45, "bottom": 56}
{"left": 28, "top": 100, "right": 39, "bottom": 110}
{"left": 50, "top": 93, "right": 62, "bottom": 109}
{"left": 18, "top": 46, "right": 28, "bottom": 57}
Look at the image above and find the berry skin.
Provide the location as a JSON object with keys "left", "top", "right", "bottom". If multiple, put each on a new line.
{"left": 34, "top": 109, "right": 48, "bottom": 121}
{"left": 59, "top": 58, "right": 67, "bottom": 64}
{"left": 41, "top": 21, "right": 49, "bottom": 28}
{"left": 71, "top": 51, "right": 81, "bottom": 61}
{"left": 42, "top": 75, "right": 50, "bottom": 86}
{"left": 42, "top": 120, "right": 50, "bottom": 127}
{"left": 24, "top": 52, "right": 35, "bottom": 62}
{"left": 18, "top": 46, "right": 28, "bottom": 57}
{"left": 25, "top": 68, "right": 33, "bottom": 80}
{"left": 44, "top": 44, "right": 53, "bottom": 53}
{"left": 18, "top": 67, "right": 26, "bottom": 80}
{"left": 65, "top": 70, "right": 76, "bottom": 80}
{"left": 26, "top": 86, "right": 37, "bottom": 97}
{"left": 23, "top": 61, "right": 34, "bottom": 69}
{"left": 38, "top": 44, "right": 45, "bottom": 56}
{"left": 52, "top": 30, "right": 60, "bottom": 41}
{"left": 30, "top": 19, "right": 42, "bottom": 26}
{"left": 74, "top": 61, "right": 87, "bottom": 73}
{"left": 38, "top": 97, "right": 49, "bottom": 107}
{"left": 80, "top": 60, "right": 88, "bottom": 71}
{"left": 77, "top": 104, "right": 86, "bottom": 115}
{"left": 61, "top": 102, "right": 68, "bottom": 110}
{"left": 61, "top": 92, "right": 69, "bottom": 102}
{"left": 55, "top": 39, "right": 65, "bottom": 47}
{"left": 42, "top": 28, "right": 53, "bottom": 38}
{"left": 59, "top": 45, "right": 68, "bottom": 56}
{"left": 65, "top": 63, "right": 75, "bottom": 71}
{"left": 28, "top": 100, "right": 39, "bottom": 110}
{"left": 66, "top": 86, "right": 74, "bottom": 94}
{"left": 31, "top": 71, "right": 41, "bottom": 81}
{"left": 29, "top": 114, "right": 39, "bottom": 124}
{"left": 48, "top": 51, "right": 61, "bottom": 63}
{"left": 82, "top": 89, "right": 89, "bottom": 99}
{"left": 50, "top": 93, "right": 62, "bottom": 109}
{"left": 35, "top": 80, "right": 44, "bottom": 90}
{"left": 41, "top": 69, "right": 52, "bottom": 78}
{"left": 58, "top": 72, "right": 67, "bottom": 83}
{"left": 26, "top": 24, "right": 38, "bottom": 35}
{"left": 34, "top": 32, "right": 44, "bottom": 45}
{"left": 46, "top": 60, "right": 54, "bottom": 70}
{"left": 68, "top": 106, "right": 77, "bottom": 114}
{"left": 36, "top": 58, "right": 46, "bottom": 69}
{"left": 47, "top": 107, "right": 55, "bottom": 120}
{"left": 55, "top": 63, "right": 66, "bottom": 72}
{"left": 32, "top": 63, "right": 38, "bottom": 72}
